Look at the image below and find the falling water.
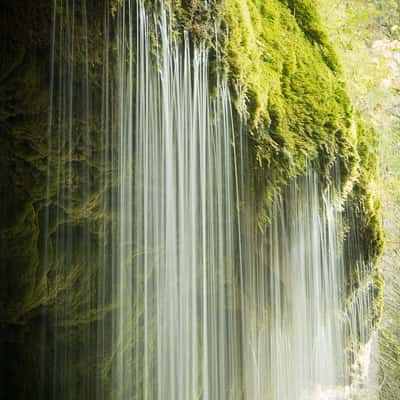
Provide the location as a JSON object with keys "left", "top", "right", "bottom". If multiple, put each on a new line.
{"left": 112, "top": 4, "right": 240, "bottom": 399}
{"left": 42, "top": 1, "right": 377, "bottom": 399}
{"left": 239, "top": 173, "right": 347, "bottom": 400}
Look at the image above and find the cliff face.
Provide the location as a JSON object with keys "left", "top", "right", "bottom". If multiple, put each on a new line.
{"left": 0, "top": 0, "right": 383, "bottom": 398}
{"left": 0, "top": 2, "right": 49, "bottom": 397}
{"left": 0, "top": 2, "right": 104, "bottom": 397}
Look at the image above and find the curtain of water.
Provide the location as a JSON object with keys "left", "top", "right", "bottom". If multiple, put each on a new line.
{"left": 113, "top": 3, "right": 239, "bottom": 399}
{"left": 43, "top": 1, "right": 376, "bottom": 399}
{"left": 239, "top": 173, "right": 348, "bottom": 400}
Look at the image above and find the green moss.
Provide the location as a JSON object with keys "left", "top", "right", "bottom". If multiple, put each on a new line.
{"left": 353, "top": 117, "right": 384, "bottom": 264}
{"left": 343, "top": 117, "right": 384, "bottom": 331}
{"left": 278, "top": 0, "right": 340, "bottom": 71}
{"left": 354, "top": 118, "right": 384, "bottom": 325}
{"left": 218, "top": 0, "right": 358, "bottom": 222}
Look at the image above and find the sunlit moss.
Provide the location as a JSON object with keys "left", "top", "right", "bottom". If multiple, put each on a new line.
{"left": 216, "top": 0, "right": 358, "bottom": 221}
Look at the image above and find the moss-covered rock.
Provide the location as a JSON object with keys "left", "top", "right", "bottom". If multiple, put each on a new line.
{"left": 0, "top": 0, "right": 384, "bottom": 398}
{"left": 343, "top": 118, "right": 384, "bottom": 331}
{"left": 217, "top": 0, "right": 358, "bottom": 220}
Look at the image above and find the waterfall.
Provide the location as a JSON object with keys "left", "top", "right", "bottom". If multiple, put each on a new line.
{"left": 42, "top": 1, "right": 376, "bottom": 399}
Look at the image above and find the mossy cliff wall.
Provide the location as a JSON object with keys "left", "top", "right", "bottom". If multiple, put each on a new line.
{"left": 0, "top": 0, "right": 383, "bottom": 398}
